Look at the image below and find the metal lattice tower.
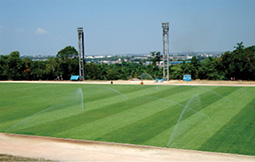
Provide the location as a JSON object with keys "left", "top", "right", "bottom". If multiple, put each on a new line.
{"left": 77, "top": 27, "right": 85, "bottom": 80}
{"left": 162, "top": 22, "right": 169, "bottom": 81}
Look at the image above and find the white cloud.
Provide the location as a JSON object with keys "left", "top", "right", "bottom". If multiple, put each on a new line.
{"left": 35, "top": 27, "right": 48, "bottom": 35}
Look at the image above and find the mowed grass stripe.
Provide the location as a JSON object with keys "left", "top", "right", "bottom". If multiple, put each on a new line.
{"left": 83, "top": 85, "right": 152, "bottom": 103}
{"left": 55, "top": 86, "right": 206, "bottom": 140}
{"left": 97, "top": 87, "right": 238, "bottom": 145}
{"left": 1, "top": 104, "right": 84, "bottom": 132}
{"left": 0, "top": 83, "right": 79, "bottom": 107}
{"left": 143, "top": 86, "right": 240, "bottom": 147}
{"left": 199, "top": 98, "right": 255, "bottom": 155}
{"left": 56, "top": 100, "right": 181, "bottom": 140}
{"left": 0, "top": 84, "right": 149, "bottom": 125}
{"left": 0, "top": 83, "right": 60, "bottom": 96}
{"left": 0, "top": 84, "right": 164, "bottom": 132}
{"left": 97, "top": 104, "right": 183, "bottom": 144}
{"left": 2, "top": 83, "right": 255, "bottom": 156}
{"left": 12, "top": 86, "right": 192, "bottom": 136}
{"left": 0, "top": 85, "right": 81, "bottom": 123}
{"left": 164, "top": 88, "right": 253, "bottom": 151}
{"left": 0, "top": 83, "right": 72, "bottom": 102}
{"left": 82, "top": 85, "right": 176, "bottom": 112}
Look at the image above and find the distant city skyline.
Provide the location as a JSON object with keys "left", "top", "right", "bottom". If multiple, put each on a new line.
{"left": 0, "top": 0, "right": 255, "bottom": 56}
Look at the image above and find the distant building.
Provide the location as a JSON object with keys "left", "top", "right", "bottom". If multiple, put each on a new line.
{"left": 94, "top": 56, "right": 104, "bottom": 59}
{"left": 145, "top": 61, "right": 151, "bottom": 65}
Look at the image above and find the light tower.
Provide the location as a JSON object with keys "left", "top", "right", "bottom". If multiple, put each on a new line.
{"left": 162, "top": 22, "right": 169, "bottom": 81}
{"left": 77, "top": 27, "right": 85, "bottom": 80}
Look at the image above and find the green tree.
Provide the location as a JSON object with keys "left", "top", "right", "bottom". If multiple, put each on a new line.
{"left": 6, "top": 51, "right": 25, "bottom": 80}
{"left": 170, "top": 65, "right": 183, "bottom": 79}
{"left": 30, "top": 61, "right": 46, "bottom": 80}
{"left": 56, "top": 46, "right": 79, "bottom": 80}
{"left": 199, "top": 57, "right": 225, "bottom": 80}
{"left": 0, "top": 55, "right": 8, "bottom": 80}
{"left": 150, "top": 51, "right": 161, "bottom": 66}
{"left": 57, "top": 46, "right": 78, "bottom": 60}
{"left": 84, "top": 63, "right": 101, "bottom": 80}
{"left": 23, "top": 57, "right": 32, "bottom": 79}
{"left": 181, "top": 61, "right": 191, "bottom": 74}
{"left": 190, "top": 56, "right": 200, "bottom": 79}
{"left": 234, "top": 42, "right": 245, "bottom": 51}
{"left": 106, "top": 65, "right": 120, "bottom": 80}
{"left": 44, "top": 57, "right": 60, "bottom": 79}
{"left": 221, "top": 42, "right": 255, "bottom": 80}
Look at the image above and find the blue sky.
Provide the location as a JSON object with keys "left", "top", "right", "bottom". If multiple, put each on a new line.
{"left": 0, "top": 0, "right": 254, "bottom": 56}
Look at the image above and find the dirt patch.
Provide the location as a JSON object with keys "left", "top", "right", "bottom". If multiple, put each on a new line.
{"left": 0, "top": 133, "right": 255, "bottom": 161}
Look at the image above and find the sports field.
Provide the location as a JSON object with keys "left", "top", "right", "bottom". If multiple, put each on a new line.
{"left": 0, "top": 83, "right": 255, "bottom": 156}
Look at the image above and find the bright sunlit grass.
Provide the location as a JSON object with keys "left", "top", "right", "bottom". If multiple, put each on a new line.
{"left": 0, "top": 83, "right": 254, "bottom": 155}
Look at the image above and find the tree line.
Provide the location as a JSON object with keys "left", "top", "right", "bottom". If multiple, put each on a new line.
{"left": 170, "top": 42, "right": 255, "bottom": 80}
{"left": 0, "top": 42, "right": 254, "bottom": 81}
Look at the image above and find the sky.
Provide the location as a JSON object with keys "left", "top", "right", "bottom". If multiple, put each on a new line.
{"left": 0, "top": 0, "right": 255, "bottom": 56}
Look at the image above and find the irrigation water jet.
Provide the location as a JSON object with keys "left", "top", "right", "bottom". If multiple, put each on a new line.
{"left": 104, "top": 86, "right": 129, "bottom": 99}
{"left": 167, "top": 94, "right": 202, "bottom": 147}
{"left": 145, "top": 96, "right": 209, "bottom": 118}
{"left": 77, "top": 88, "right": 84, "bottom": 111}
{"left": 199, "top": 87, "right": 232, "bottom": 103}
{"left": 5, "top": 89, "right": 85, "bottom": 133}
{"left": 141, "top": 73, "right": 159, "bottom": 90}
{"left": 5, "top": 105, "right": 60, "bottom": 133}
{"left": 239, "top": 88, "right": 250, "bottom": 95}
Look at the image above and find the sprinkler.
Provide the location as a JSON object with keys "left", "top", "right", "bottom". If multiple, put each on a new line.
{"left": 140, "top": 71, "right": 143, "bottom": 85}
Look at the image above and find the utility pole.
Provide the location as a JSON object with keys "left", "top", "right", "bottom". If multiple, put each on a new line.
{"left": 162, "top": 22, "right": 169, "bottom": 81}
{"left": 77, "top": 27, "right": 85, "bottom": 80}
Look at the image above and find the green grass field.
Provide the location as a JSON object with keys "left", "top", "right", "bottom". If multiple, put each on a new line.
{"left": 0, "top": 83, "right": 255, "bottom": 156}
